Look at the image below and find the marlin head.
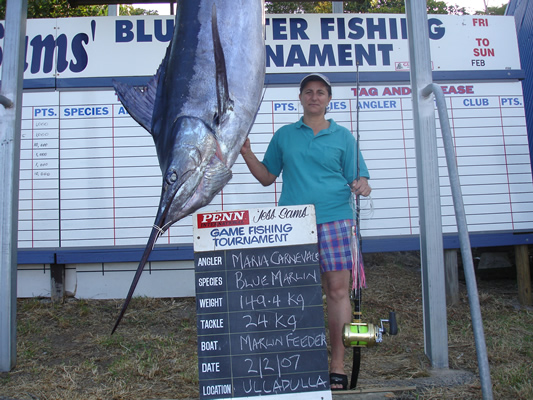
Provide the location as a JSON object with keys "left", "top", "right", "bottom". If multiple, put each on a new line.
{"left": 154, "top": 116, "right": 232, "bottom": 231}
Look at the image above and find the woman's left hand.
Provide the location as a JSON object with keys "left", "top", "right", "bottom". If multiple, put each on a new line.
{"left": 350, "top": 177, "right": 371, "bottom": 197}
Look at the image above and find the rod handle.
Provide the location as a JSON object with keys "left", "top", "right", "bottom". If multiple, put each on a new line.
{"left": 388, "top": 311, "right": 398, "bottom": 335}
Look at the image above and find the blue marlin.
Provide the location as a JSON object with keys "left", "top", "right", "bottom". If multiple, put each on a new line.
{"left": 111, "top": 0, "right": 265, "bottom": 333}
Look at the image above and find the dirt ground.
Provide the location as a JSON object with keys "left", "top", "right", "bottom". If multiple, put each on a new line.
{"left": 1, "top": 250, "right": 532, "bottom": 400}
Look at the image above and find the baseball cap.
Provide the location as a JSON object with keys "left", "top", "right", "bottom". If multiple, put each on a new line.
{"left": 299, "top": 73, "right": 332, "bottom": 92}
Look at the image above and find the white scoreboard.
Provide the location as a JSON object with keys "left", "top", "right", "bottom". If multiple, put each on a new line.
{"left": 19, "top": 81, "right": 533, "bottom": 249}
{"left": 4, "top": 13, "right": 533, "bottom": 298}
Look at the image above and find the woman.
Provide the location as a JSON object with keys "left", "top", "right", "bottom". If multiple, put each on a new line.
{"left": 240, "top": 73, "right": 371, "bottom": 390}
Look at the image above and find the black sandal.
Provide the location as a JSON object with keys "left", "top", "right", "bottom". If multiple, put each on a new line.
{"left": 329, "top": 372, "right": 348, "bottom": 391}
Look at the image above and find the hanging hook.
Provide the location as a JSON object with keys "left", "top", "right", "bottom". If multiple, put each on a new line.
{"left": 0, "top": 94, "right": 14, "bottom": 109}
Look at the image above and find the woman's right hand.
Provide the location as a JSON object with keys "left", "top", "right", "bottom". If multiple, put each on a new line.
{"left": 239, "top": 137, "right": 276, "bottom": 187}
{"left": 240, "top": 137, "right": 251, "bottom": 157}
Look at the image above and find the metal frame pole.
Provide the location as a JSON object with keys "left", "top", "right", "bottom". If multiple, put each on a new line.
{"left": 332, "top": 1, "right": 343, "bottom": 13}
{"left": 405, "top": 0, "right": 449, "bottom": 368}
{"left": 108, "top": 4, "right": 119, "bottom": 16}
{"left": 423, "top": 83, "right": 494, "bottom": 398}
{"left": 0, "top": 0, "right": 28, "bottom": 372}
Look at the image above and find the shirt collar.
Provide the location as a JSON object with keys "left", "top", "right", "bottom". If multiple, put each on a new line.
{"left": 297, "top": 117, "right": 337, "bottom": 134}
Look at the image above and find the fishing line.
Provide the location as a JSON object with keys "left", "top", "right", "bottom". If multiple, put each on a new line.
{"left": 348, "top": 59, "right": 364, "bottom": 391}
{"left": 351, "top": 194, "right": 374, "bottom": 219}
{"left": 351, "top": 60, "right": 366, "bottom": 293}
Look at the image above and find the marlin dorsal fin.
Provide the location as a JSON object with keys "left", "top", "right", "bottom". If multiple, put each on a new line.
{"left": 113, "top": 46, "right": 170, "bottom": 136}
{"left": 211, "top": 4, "right": 233, "bottom": 122}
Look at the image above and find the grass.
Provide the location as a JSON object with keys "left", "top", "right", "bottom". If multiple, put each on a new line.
{"left": 0, "top": 251, "right": 531, "bottom": 399}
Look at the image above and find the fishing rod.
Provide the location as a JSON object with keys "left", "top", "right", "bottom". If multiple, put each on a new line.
{"left": 343, "top": 61, "right": 398, "bottom": 390}
{"left": 350, "top": 59, "right": 364, "bottom": 390}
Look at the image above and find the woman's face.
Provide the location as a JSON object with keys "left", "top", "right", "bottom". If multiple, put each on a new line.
{"left": 299, "top": 80, "right": 332, "bottom": 117}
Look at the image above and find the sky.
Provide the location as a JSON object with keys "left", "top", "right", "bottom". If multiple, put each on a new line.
{"left": 136, "top": 1, "right": 509, "bottom": 16}
{"left": 459, "top": 0, "right": 507, "bottom": 14}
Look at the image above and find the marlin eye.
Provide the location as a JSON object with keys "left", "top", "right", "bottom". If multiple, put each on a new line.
{"left": 166, "top": 171, "right": 178, "bottom": 184}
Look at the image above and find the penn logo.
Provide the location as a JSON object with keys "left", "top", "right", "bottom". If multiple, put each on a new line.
{"left": 198, "top": 210, "right": 250, "bottom": 229}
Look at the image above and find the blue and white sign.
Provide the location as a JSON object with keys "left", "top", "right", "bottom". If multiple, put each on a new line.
{"left": 0, "top": 14, "right": 521, "bottom": 83}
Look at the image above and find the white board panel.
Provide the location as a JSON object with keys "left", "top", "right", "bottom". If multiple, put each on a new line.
{"left": 17, "top": 266, "right": 51, "bottom": 298}
{"left": 74, "top": 261, "right": 195, "bottom": 299}
{"left": 16, "top": 80, "right": 533, "bottom": 250}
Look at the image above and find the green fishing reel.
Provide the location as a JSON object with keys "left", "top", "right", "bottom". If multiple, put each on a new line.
{"left": 342, "top": 311, "right": 398, "bottom": 348}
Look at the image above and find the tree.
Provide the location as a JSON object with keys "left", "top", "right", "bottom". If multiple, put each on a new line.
{"left": 475, "top": 3, "right": 507, "bottom": 15}
{"left": 119, "top": 4, "right": 158, "bottom": 16}
{"left": 0, "top": 0, "right": 158, "bottom": 20}
{"left": 266, "top": 0, "right": 468, "bottom": 15}
{"left": 266, "top": 1, "right": 331, "bottom": 14}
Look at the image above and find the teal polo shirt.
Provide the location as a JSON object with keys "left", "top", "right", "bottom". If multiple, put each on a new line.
{"left": 262, "top": 118, "right": 370, "bottom": 224}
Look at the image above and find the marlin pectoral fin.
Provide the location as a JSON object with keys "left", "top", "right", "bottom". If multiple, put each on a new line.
{"left": 113, "top": 45, "right": 171, "bottom": 135}
{"left": 204, "top": 156, "right": 233, "bottom": 195}
{"left": 113, "top": 74, "right": 159, "bottom": 134}
{"left": 211, "top": 4, "right": 233, "bottom": 121}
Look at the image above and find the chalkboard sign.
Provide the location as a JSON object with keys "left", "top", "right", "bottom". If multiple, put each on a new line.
{"left": 193, "top": 206, "right": 332, "bottom": 400}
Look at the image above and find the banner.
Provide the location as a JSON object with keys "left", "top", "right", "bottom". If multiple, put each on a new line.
{"left": 0, "top": 14, "right": 521, "bottom": 82}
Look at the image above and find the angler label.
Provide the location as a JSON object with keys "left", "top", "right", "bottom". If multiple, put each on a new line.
{"left": 193, "top": 206, "right": 331, "bottom": 400}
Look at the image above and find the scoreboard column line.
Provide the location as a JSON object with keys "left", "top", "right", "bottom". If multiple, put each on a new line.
{"left": 31, "top": 106, "right": 35, "bottom": 247}
{"left": 58, "top": 97, "right": 62, "bottom": 246}
{"left": 270, "top": 101, "right": 279, "bottom": 206}
{"left": 498, "top": 95, "right": 515, "bottom": 230}
{"left": 112, "top": 104, "right": 117, "bottom": 246}
{"left": 400, "top": 97, "right": 414, "bottom": 235}
{"left": 448, "top": 96, "right": 457, "bottom": 149}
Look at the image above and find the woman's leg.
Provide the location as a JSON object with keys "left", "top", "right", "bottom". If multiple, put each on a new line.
{"left": 322, "top": 269, "right": 352, "bottom": 389}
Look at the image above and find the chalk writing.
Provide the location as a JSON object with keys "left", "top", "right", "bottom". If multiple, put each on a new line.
{"left": 195, "top": 241, "right": 329, "bottom": 399}
{"left": 240, "top": 375, "right": 328, "bottom": 395}
{"left": 238, "top": 331, "right": 327, "bottom": 352}
{"left": 234, "top": 269, "right": 318, "bottom": 290}
{"left": 231, "top": 249, "right": 319, "bottom": 269}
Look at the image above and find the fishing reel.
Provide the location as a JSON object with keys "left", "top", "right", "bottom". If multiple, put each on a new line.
{"left": 342, "top": 311, "right": 398, "bottom": 348}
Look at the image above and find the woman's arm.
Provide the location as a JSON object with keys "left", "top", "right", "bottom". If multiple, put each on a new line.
{"left": 240, "top": 138, "right": 277, "bottom": 186}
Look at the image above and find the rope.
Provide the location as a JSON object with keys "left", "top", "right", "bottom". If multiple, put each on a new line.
{"left": 153, "top": 224, "right": 165, "bottom": 235}
{"left": 151, "top": 225, "right": 166, "bottom": 250}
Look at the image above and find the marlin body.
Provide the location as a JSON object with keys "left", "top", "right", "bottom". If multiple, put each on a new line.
{"left": 112, "top": 0, "right": 265, "bottom": 333}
